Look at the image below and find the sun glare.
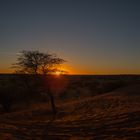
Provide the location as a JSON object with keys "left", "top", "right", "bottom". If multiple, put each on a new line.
{"left": 55, "top": 71, "right": 61, "bottom": 76}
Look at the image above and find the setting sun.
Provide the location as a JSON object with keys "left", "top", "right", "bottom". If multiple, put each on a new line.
{"left": 55, "top": 71, "right": 61, "bottom": 76}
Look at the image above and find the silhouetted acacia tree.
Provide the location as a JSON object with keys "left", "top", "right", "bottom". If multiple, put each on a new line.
{"left": 13, "top": 50, "right": 65, "bottom": 116}
{"left": 13, "top": 50, "right": 65, "bottom": 74}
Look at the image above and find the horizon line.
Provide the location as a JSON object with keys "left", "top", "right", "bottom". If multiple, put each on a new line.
{"left": 0, "top": 73, "right": 140, "bottom": 76}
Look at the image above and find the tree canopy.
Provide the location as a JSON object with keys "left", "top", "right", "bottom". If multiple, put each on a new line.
{"left": 13, "top": 50, "right": 65, "bottom": 74}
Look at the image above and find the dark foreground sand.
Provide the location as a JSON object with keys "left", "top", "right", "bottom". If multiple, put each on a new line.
{"left": 0, "top": 84, "right": 140, "bottom": 140}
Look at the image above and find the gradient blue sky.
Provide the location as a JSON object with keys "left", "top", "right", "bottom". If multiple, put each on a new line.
{"left": 0, "top": 0, "right": 140, "bottom": 74}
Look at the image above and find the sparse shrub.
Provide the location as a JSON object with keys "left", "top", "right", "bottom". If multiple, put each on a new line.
{"left": 97, "top": 80, "right": 125, "bottom": 93}
{"left": 0, "top": 85, "right": 14, "bottom": 112}
{"left": 0, "top": 93, "right": 12, "bottom": 112}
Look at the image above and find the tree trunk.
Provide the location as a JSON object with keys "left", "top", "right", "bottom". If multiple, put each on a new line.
{"left": 47, "top": 91, "right": 57, "bottom": 116}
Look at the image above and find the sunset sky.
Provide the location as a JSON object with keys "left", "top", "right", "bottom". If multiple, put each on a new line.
{"left": 0, "top": 0, "right": 140, "bottom": 74}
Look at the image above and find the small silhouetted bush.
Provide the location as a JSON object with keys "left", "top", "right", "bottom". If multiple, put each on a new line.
{"left": 0, "top": 94, "right": 12, "bottom": 112}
